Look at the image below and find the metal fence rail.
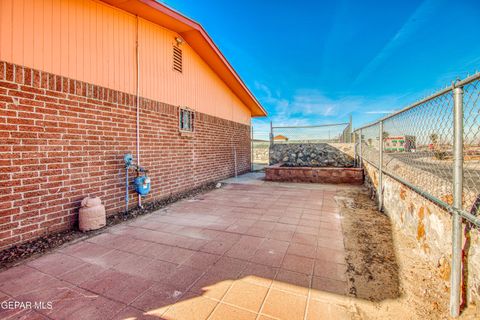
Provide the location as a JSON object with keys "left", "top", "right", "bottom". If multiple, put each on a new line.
{"left": 270, "top": 117, "right": 353, "bottom": 145}
{"left": 354, "top": 72, "right": 480, "bottom": 317}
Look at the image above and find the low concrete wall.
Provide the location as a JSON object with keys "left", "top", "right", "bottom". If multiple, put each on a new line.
{"left": 265, "top": 164, "right": 364, "bottom": 184}
{"left": 362, "top": 160, "right": 480, "bottom": 305}
{"left": 269, "top": 143, "right": 354, "bottom": 167}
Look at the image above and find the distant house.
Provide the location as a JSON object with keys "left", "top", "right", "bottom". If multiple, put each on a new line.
{"left": 384, "top": 136, "right": 416, "bottom": 152}
{"left": 274, "top": 135, "right": 289, "bottom": 142}
{"left": 0, "top": 0, "right": 267, "bottom": 250}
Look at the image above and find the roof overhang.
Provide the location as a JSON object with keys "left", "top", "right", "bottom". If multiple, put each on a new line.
{"left": 101, "top": 0, "right": 267, "bottom": 117}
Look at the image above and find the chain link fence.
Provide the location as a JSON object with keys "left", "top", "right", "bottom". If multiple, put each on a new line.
{"left": 359, "top": 123, "right": 380, "bottom": 167}
{"left": 354, "top": 72, "right": 480, "bottom": 317}
{"left": 355, "top": 75, "right": 480, "bottom": 222}
{"left": 252, "top": 139, "right": 269, "bottom": 170}
{"left": 251, "top": 119, "right": 353, "bottom": 170}
{"left": 271, "top": 120, "right": 352, "bottom": 145}
{"left": 462, "top": 78, "right": 480, "bottom": 212}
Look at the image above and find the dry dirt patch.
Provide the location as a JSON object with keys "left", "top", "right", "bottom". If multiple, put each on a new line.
{"left": 335, "top": 187, "right": 479, "bottom": 319}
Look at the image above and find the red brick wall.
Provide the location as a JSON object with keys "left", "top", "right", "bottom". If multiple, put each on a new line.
{"left": 0, "top": 61, "right": 251, "bottom": 250}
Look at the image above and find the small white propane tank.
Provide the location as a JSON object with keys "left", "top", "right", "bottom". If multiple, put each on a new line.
{"left": 79, "top": 196, "right": 106, "bottom": 232}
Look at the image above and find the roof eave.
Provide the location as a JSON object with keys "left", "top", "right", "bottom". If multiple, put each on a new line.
{"left": 101, "top": 0, "right": 267, "bottom": 118}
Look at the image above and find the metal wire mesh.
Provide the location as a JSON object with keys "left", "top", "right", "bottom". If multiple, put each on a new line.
{"left": 252, "top": 140, "right": 269, "bottom": 164}
{"left": 354, "top": 74, "right": 480, "bottom": 316}
{"left": 360, "top": 123, "right": 380, "bottom": 167}
{"left": 271, "top": 123, "right": 351, "bottom": 144}
{"left": 463, "top": 79, "right": 480, "bottom": 214}
{"left": 354, "top": 72, "right": 480, "bottom": 224}
{"left": 382, "top": 92, "right": 454, "bottom": 204}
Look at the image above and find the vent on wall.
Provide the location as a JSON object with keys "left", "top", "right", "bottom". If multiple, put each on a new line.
{"left": 173, "top": 46, "right": 182, "bottom": 73}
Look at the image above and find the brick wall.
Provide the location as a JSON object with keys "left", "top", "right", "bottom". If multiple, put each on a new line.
{"left": 0, "top": 61, "right": 251, "bottom": 250}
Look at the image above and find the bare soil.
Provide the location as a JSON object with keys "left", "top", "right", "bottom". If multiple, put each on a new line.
{"left": 336, "top": 187, "right": 479, "bottom": 319}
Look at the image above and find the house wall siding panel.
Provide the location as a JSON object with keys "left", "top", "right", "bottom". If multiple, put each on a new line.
{"left": 0, "top": 0, "right": 251, "bottom": 124}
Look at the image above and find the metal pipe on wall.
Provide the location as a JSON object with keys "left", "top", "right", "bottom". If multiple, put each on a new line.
{"left": 234, "top": 146, "right": 237, "bottom": 177}
{"left": 450, "top": 86, "right": 464, "bottom": 317}
{"left": 135, "top": 16, "right": 142, "bottom": 208}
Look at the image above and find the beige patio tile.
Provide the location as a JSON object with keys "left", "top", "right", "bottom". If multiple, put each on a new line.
{"left": 261, "top": 289, "right": 307, "bottom": 320}
{"left": 162, "top": 292, "right": 218, "bottom": 320}
{"left": 222, "top": 280, "right": 269, "bottom": 313}
{"left": 189, "top": 271, "right": 235, "bottom": 300}
{"left": 209, "top": 303, "right": 257, "bottom": 320}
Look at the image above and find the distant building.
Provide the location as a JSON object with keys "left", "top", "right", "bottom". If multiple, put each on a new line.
{"left": 274, "top": 135, "right": 289, "bottom": 141}
{"left": 384, "top": 136, "right": 416, "bottom": 152}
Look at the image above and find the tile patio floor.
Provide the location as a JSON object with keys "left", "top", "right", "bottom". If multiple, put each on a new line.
{"left": 0, "top": 180, "right": 357, "bottom": 320}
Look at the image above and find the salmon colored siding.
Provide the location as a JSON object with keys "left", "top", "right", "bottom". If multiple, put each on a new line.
{"left": 0, "top": 0, "right": 251, "bottom": 124}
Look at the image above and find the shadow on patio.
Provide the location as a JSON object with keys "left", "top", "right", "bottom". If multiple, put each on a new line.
{"left": 0, "top": 180, "right": 400, "bottom": 320}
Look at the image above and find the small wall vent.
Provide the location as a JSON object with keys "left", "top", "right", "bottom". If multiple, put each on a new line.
{"left": 173, "top": 46, "right": 182, "bottom": 73}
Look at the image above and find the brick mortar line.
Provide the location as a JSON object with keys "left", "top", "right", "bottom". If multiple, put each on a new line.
{"left": 0, "top": 58, "right": 252, "bottom": 249}
{"left": 0, "top": 61, "right": 250, "bottom": 130}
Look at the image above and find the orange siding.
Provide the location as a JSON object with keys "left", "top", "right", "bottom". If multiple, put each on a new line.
{"left": 0, "top": 0, "right": 251, "bottom": 124}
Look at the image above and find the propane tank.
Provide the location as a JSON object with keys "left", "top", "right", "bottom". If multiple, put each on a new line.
{"left": 79, "top": 197, "right": 106, "bottom": 232}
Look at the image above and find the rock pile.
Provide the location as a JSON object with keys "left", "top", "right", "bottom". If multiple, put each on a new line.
{"left": 270, "top": 143, "right": 354, "bottom": 167}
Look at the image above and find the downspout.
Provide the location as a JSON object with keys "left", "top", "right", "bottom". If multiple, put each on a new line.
{"left": 136, "top": 16, "right": 142, "bottom": 208}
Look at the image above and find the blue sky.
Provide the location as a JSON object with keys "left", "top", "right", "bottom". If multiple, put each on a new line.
{"left": 162, "top": 0, "right": 480, "bottom": 139}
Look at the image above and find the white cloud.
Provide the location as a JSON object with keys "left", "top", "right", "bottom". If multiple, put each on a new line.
{"left": 254, "top": 83, "right": 360, "bottom": 125}
{"left": 252, "top": 82, "right": 412, "bottom": 140}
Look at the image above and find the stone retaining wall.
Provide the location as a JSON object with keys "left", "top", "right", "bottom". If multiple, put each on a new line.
{"left": 362, "top": 160, "right": 480, "bottom": 305}
{"left": 269, "top": 143, "right": 354, "bottom": 167}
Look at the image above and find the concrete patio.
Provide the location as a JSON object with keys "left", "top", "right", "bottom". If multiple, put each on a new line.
{"left": 0, "top": 178, "right": 356, "bottom": 320}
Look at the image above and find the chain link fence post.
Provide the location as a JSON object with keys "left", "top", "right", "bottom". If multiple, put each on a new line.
{"left": 269, "top": 121, "right": 273, "bottom": 165}
{"left": 450, "top": 86, "right": 464, "bottom": 317}
{"left": 353, "top": 131, "right": 357, "bottom": 167}
{"left": 250, "top": 122, "right": 254, "bottom": 172}
{"left": 378, "top": 121, "right": 384, "bottom": 211}
{"left": 359, "top": 128, "right": 363, "bottom": 168}
{"left": 349, "top": 114, "right": 353, "bottom": 143}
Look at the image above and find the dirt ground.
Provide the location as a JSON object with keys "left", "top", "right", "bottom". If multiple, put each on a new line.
{"left": 335, "top": 187, "right": 479, "bottom": 320}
